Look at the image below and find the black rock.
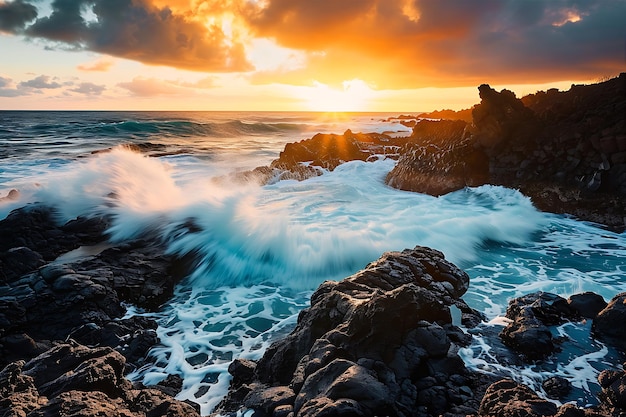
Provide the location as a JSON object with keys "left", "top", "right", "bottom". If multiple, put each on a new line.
{"left": 593, "top": 292, "right": 626, "bottom": 351}
{"left": 568, "top": 292, "right": 607, "bottom": 319}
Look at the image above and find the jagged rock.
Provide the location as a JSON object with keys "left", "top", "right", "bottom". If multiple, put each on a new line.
{"left": 216, "top": 246, "right": 480, "bottom": 416}
{"left": 593, "top": 292, "right": 626, "bottom": 351}
{"left": 271, "top": 130, "right": 398, "bottom": 173}
{"left": 0, "top": 342, "right": 200, "bottom": 417}
{"left": 598, "top": 363, "right": 626, "bottom": 410}
{"left": 568, "top": 292, "right": 607, "bottom": 319}
{"left": 478, "top": 379, "right": 558, "bottom": 417}
{"left": 384, "top": 74, "right": 626, "bottom": 231}
{"left": 385, "top": 120, "right": 489, "bottom": 196}
{"left": 543, "top": 376, "right": 572, "bottom": 400}
{"left": 499, "top": 292, "right": 576, "bottom": 359}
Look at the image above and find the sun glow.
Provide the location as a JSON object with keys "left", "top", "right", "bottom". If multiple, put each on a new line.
{"left": 301, "top": 79, "right": 374, "bottom": 112}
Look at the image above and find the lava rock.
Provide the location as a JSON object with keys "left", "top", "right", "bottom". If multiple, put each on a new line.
{"left": 216, "top": 246, "right": 479, "bottom": 416}
{"left": 0, "top": 342, "right": 200, "bottom": 417}
{"left": 593, "top": 292, "right": 626, "bottom": 351}
{"left": 568, "top": 292, "right": 607, "bottom": 319}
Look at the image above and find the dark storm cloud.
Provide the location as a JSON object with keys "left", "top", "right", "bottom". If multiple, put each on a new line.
{"left": 10, "top": 0, "right": 252, "bottom": 72}
{"left": 0, "top": 0, "right": 37, "bottom": 32}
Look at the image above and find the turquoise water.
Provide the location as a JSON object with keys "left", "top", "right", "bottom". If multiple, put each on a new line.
{"left": 1, "top": 111, "right": 624, "bottom": 414}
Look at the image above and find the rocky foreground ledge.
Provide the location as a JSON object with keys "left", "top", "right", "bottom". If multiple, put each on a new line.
{"left": 0, "top": 205, "right": 201, "bottom": 417}
{"left": 212, "top": 246, "right": 626, "bottom": 417}
{"left": 1, "top": 206, "right": 625, "bottom": 416}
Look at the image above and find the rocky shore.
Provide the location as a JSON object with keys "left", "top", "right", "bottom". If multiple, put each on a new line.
{"left": 0, "top": 205, "right": 201, "bottom": 417}
{"left": 256, "top": 73, "right": 626, "bottom": 231}
{"left": 1, "top": 204, "right": 624, "bottom": 416}
{"left": 2, "top": 75, "right": 626, "bottom": 416}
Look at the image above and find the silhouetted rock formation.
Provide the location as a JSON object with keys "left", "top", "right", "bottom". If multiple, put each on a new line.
{"left": 419, "top": 108, "right": 474, "bottom": 123}
{"left": 385, "top": 73, "right": 626, "bottom": 230}
{"left": 385, "top": 120, "right": 489, "bottom": 196}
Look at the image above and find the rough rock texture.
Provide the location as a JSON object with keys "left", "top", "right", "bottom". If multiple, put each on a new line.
{"left": 385, "top": 74, "right": 626, "bottom": 231}
{"left": 497, "top": 291, "right": 621, "bottom": 360}
{"left": 499, "top": 292, "right": 576, "bottom": 359}
{"left": 0, "top": 206, "right": 109, "bottom": 282}
{"left": 598, "top": 363, "right": 626, "bottom": 411}
{"left": 385, "top": 120, "right": 489, "bottom": 196}
{"left": 0, "top": 233, "right": 185, "bottom": 370}
{"left": 0, "top": 205, "right": 197, "bottom": 416}
{"left": 0, "top": 341, "right": 200, "bottom": 417}
{"left": 477, "top": 379, "right": 611, "bottom": 417}
{"left": 215, "top": 246, "right": 486, "bottom": 417}
{"left": 272, "top": 130, "right": 402, "bottom": 172}
{"left": 593, "top": 292, "right": 626, "bottom": 352}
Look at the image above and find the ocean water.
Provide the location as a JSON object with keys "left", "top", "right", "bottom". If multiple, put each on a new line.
{"left": 1, "top": 111, "right": 625, "bottom": 414}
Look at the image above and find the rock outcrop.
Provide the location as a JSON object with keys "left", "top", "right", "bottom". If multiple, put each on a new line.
{"left": 385, "top": 73, "right": 626, "bottom": 230}
{"left": 0, "top": 205, "right": 196, "bottom": 416}
{"left": 498, "top": 291, "right": 626, "bottom": 360}
{"left": 215, "top": 246, "right": 486, "bottom": 417}
{"left": 0, "top": 341, "right": 200, "bottom": 417}
{"left": 385, "top": 120, "right": 489, "bottom": 196}
{"left": 593, "top": 292, "right": 626, "bottom": 352}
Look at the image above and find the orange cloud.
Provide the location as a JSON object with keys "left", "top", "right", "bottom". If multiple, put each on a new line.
{"left": 244, "top": 0, "right": 626, "bottom": 88}
{"left": 1, "top": 0, "right": 624, "bottom": 90}
{"left": 77, "top": 58, "right": 115, "bottom": 72}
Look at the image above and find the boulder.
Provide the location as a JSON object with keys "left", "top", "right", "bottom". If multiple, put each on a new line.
{"left": 598, "top": 363, "right": 626, "bottom": 410}
{"left": 499, "top": 292, "right": 576, "bottom": 359}
{"left": 568, "top": 292, "right": 607, "bottom": 319}
{"left": 216, "top": 246, "right": 481, "bottom": 417}
{"left": 478, "top": 379, "right": 558, "bottom": 417}
{"left": 593, "top": 292, "right": 626, "bottom": 351}
{"left": 0, "top": 342, "right": 200, "bottom": 417}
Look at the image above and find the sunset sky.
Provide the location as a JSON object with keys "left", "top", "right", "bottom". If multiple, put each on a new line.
{"left": 0, "top": 0, "right": 624, "bottom": 111}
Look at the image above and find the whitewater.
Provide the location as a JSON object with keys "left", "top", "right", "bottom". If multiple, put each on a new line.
{"left": 1, "top": 111, "right": 625, "bottom": 414}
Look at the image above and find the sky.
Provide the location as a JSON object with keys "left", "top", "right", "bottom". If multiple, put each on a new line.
{"left": 0, "top": 0, "right": 624, "bottom": 112}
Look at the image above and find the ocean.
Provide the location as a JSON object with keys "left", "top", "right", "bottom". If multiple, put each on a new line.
{"left": 1, "top": 111, "right": 625, "bottom": 414}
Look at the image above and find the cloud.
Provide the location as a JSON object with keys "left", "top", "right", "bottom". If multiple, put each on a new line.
{"left": 0, "top": 75, "right": 26, "bottom": 96}
{"left": 0, "top": 0, "right": 37, "bottom": 33}
{"left": 8, "top": 0, "right": 252, "bottom": 72}
{"left": 77, "top": 58, "right": 115, "bottom": 72}
{"left": 69, "top": 82, "right": 105, "bottom": 95}
{"left": 178, "top": 76, "right": 217, "bottom": 89}
{"left": 244, "top": 0, "right": 626, "bottom": 88}
{"left": 19, "top": 74, "right": 62, "bottom": 89}
{"left": 118, "top": 76, "right": 190, "bottom": 96}
{"left": 2, "top": 0, "right": 624, "bottom": 89}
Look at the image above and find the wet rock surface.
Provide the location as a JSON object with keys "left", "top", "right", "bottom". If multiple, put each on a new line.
{"left": 0, "top": 204, "right": 197, "bottom": 416}
{"left": 215, "top": 246, "right": 486, "bottom": 417}
{"left": 387, "top": 74, "right": 626, "bottom": 231}
{"left": 0, "top": 341, "right": 200, "bottom": 417}
{"left": 257, "top": 74, "right": 626, "bottom": 231}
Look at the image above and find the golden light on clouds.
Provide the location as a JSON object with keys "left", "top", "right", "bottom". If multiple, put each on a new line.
{"left": 0, "top": 0, "right": 624, "bottom": 110}
{"left": 77, "top": 58, "right": 115, "bottom": 72}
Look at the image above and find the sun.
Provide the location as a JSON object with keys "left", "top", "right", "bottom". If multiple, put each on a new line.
{"left": 302, "top": 79, "right": 374, "bottom": 112}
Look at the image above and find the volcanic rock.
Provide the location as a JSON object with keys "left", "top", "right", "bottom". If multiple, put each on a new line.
{"left": 0, "top": 341, "right": 200, "bottom": 417}
{"left": 593, "top": 292, "right": 626, "bottom": 351}
{"left": 385, "top": 74, "right": 626, "bottom": 231}
{"left": 215, "top": 246, "right": 485, "bottom": 417}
